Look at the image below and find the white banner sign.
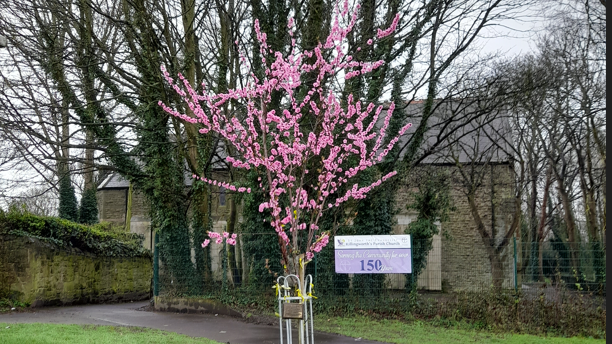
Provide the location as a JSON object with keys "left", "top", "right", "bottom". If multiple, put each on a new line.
{"left": 334, "top": 235, "right": 411, "bottom": 249}
{"left": 334, "top": 235, "right": 412, "bottom": 274}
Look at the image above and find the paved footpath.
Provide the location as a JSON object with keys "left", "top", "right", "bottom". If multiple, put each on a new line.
{"left": 0, "top": 301, "right": 388, "bottom": 344}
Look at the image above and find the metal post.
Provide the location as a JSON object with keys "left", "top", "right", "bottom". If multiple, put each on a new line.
{"left": 410, "top": 235, "right": 414, "bottom": 288}
{"left": 513, "top": 236, "right": 517, "bottom": 293}
{"left": 222, "top": 240, "right": 228, "bottom": 290}
{"left": 278, "top": 297, "right": 284, "bottom": 344}
{"left": 153, "top": 231, "right": 159, "bottom": 296}
{"left": 277, "top": 274, "right": 313, "bottom": 344}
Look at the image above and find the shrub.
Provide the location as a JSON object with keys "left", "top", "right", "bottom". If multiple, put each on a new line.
{"left": 412, "top": 287, "right": 606, "bottom": 338}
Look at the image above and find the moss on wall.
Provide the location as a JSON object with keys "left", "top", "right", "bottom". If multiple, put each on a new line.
{"left": 0, "top": 235, "right": 152, "bottom": 307}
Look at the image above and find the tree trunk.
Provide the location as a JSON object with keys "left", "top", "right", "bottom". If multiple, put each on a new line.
{"left": 125, "top": 182, "right": 133, "bottom": 232}
{"left": 555, "top": 176, "right": 581, "bottom": 273}
{"left": 467, "top": 192, "right": 504, "bottom": 289}
{"left": 537, "top": 166, "right": 552, "bottom": 280}
{"left": 527, "top": 156, "right": 539, "bottom": 281}
{"left": 489, "top": 249, "right": 505, "bottom": 290}
{"left": 468, "top": 192, "right": 503, "bottom": 289}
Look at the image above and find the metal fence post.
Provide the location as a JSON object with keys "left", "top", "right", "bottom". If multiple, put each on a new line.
{"left": 153, "top": 231, "right": 159, "bottom": 296}
{"left": 222, "top": 239, "right": 228, "bottom": 290}
{"left": 513, "top": 236, "right": 517, "bottom": 293}
{"left": 410, "top": 235, "right": 415, "bottom": 288}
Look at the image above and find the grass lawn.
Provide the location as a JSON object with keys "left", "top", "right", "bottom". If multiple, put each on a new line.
{"left": 0, "top": 323, "right": 221, "bottom": 344}
{"left": 0, "top": 317, "right": 605, "bottom": 344}
{"left": 314, "top": 316, "right": 606, "bottom": 344}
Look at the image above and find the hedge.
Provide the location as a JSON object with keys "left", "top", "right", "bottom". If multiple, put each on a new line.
{"left": 0, "top": 207, "right": 150, "bottom": 258}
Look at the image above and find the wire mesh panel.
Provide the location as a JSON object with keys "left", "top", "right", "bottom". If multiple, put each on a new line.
{"left": 152, "top": 234, "right": 607, "bottom": 310}
{"left": 151, "top": 234, "right": 605, "bottom": 338}
{"left": 516, "top": 240, "right": 606, "bottom": 293}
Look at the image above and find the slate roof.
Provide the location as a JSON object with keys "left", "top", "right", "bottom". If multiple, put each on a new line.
{"left": 97, "top": 170, "right": 195, "bottom": 190}
{"left": 97, "top": 173, "right": 129, "bottom": 189}
{"left": 395, "top": 99, "right": 513, "bottom": 165}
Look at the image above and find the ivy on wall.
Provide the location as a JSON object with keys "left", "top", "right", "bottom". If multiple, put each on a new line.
{"left": 405, "top": 169, "right": 454, "bottom": 291}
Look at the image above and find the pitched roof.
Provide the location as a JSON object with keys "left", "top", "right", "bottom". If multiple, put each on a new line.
{"left": 97, "top": 170, "right": 195, "bottom": 190}
{"left": 395, "top": 99, "right": 513, "bottom": 165}
{"left": 99, "top": 99, "right": 513, "bottom": 190}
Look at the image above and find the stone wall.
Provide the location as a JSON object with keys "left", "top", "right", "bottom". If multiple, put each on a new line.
{"left": 97, "top": 189, "right": 152, "bottom": 250}
{"left": 128, "top": 190, "right": 153, "bottom": 251}
{"left": 0, "top": 235, "right": 152, "bottom": 307}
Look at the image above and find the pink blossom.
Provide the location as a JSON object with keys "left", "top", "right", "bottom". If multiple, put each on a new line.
{"left": 160, "top": 5, "right": 409, "bottom": 269}
{"left": 201, "top": 239, "right": 210, "bottom": 248}
{"left": 310, "top": 233, "right": 330, "bottom": 253}
{"left": 377, "top": 14, "right": 400, "bottom": 39}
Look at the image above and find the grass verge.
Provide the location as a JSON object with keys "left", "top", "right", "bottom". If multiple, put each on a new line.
{"left": 0, "top": 323, "right": 221, "bottom": 344}
{"left": 314, "top": 316, "right": 606, "bottom": 344}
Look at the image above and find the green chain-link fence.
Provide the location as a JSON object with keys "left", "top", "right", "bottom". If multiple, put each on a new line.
{"left": 153, "top": 233, "right": 605, "bottom": 313}
{"left": 516, "top": 238, "right": 606, "bottom": 292}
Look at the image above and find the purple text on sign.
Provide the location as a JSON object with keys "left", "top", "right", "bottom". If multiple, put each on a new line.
{"left": 334, "top": 248, "right": 412, "bottom": 274}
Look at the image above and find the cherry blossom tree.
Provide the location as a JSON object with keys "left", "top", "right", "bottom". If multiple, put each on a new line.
{"left": 160, "top": 0, "right": 410, "bottom": 275}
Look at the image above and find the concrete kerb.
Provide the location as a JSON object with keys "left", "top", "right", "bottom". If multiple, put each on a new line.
{"left": 153, "top": 296, "right": 285, "bottom": 327}
{"left": 154, "top": 296, "right": 243, "bottom": 318}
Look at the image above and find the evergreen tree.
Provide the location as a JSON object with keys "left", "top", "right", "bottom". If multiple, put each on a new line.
{"left": 351, "top": 168, "right": 396, "bottom": 296}
{"left": 78, "top": 186, "right": 98, "bottom": 225}
{"left": 58, "top": 173, "right": 78, "bottom": 222}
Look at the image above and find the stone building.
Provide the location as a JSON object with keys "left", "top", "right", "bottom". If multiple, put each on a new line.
{"left": 97, "top": 171, "right": 238, "bottom": 280}
{"left": 387, "top": 100, "right": 517, "bottom": 291}
{"left": 97, "top": 174, "right": 153, "bottom": 250}
{"left": 98, "top": 100, "right": 517, "bottom": 291}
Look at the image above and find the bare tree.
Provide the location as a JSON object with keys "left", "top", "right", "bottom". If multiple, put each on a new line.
{"left": 491, "top": 1, "right": 606, "bottom": 285}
